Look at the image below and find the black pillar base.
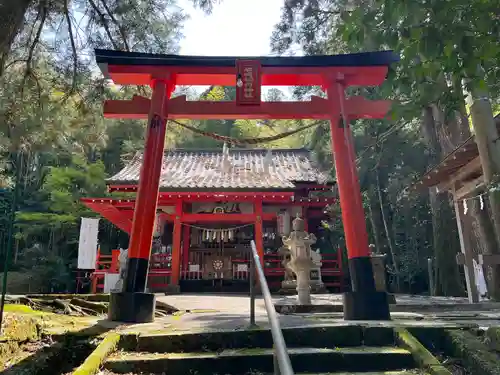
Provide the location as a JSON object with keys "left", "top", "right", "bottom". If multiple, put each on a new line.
{"left": 349, "top": 256, "right": 376, "bottom": 291}
{"left": 108, "top": 292, "right": 156, "bottom": 323}
{"left": 124, "top": 257, "right": 150, "bottom": 293}
{"left": 344, "top": 255, "right": 391, "bottom": 320}
{"left": 343, "top": 291, "right": 391, "bottom": 320}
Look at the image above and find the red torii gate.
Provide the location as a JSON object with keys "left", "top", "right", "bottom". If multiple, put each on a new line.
{"left": 95, "top": 49, "right": 399, "bottom": 323}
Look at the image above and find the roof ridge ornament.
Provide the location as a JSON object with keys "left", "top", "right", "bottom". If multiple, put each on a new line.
{"left": 263, "top": 148, "right": 273, "bottom": 173}
{"left": 222, "top": 142, "right": 231, "bottom": 173}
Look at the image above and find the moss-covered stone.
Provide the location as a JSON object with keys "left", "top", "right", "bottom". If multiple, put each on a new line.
{"left": 2, "top": 336, "right": 95, "bottom": 375}
{"left": 104, "top": 346, "right": 414, "bottom": 374}
{"left": 484, "top": 327, "right": 500, "bottom": 352}
{"left": 0, "top": 305, "right": 111, "bottom": 374}
{"left": 0, "top": 312, "right": 44, "bottom": 370}
{"left": 0, "top": 303, "right": 104, "bottom": 339}
{"left": 73, "top": 332, "right": 120, "bottom": 375}
{"left": 0, "top": 312, "right": 40, "bottom": 342}
{"left": 363, "top": 326, "right": 395, "bottom": 346}
{"left": 394, "top": 328, "right": 451, "bottom": 375}
{"left": 132, "top": 325, "right": 371, "bottom": 353}
{"left": 443, "top": 329, "right": 500, "bottom": 375}
{"left": 406, "top": 327, "right": 447, "bottom": 350}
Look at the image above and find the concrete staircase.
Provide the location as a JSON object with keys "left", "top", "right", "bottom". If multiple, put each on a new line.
{"left": 102, "top": 325, "right": 430, "bottom": 374}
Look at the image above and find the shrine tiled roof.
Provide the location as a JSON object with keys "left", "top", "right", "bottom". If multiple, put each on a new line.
{"left": 108, "top": 148, "right": 329, "bottom": 190}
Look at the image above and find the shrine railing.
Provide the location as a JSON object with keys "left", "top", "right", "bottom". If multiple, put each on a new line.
{"left": 90, "top": 247, "right": 344, "bottom": 293}
{"left": 91, "top": 250, "right": 172, "bottom": 292}
{"left": 249, "top": 240, "right": 294, "bottom": 375}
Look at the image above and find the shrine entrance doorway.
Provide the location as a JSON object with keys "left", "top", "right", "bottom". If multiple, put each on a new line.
{"left": 180, "top": 222, "right": 255, "bottom": 293}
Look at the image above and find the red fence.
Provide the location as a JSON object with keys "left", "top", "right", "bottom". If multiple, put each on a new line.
{"left": 91, "top": 250, "right": 173, "bottom": 292}
{"left": 90, "top": 248, "right": 344, "bottom": 293}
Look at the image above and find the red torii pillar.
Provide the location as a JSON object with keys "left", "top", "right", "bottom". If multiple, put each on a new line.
{"left": 109, "top": 76, "right": 174, "bottom": 323}
{"left": 325, "top": 75, "right": 390, "bottom": 320}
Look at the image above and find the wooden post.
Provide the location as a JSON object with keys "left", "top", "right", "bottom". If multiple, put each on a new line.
{"left": 302, "top": 206, "right": 308, "bottom": 231}
{"left": 181, "top": 225, "right": 190, "bottom": 274}
{"left": 466, "top": 81, "right": 500, "bottom": 300}
{"left": 254, "top": 200, "right": 264, "bottom": 268}
{"left": 170, "top": 201, "right": 183, "bottom": 287}
{"left": 91, "top": 275, "right": 98, "bottom": 294}
{"left": 466, "top": 77, "right": 500, "bottom": 246}
{"left": 453, "top": 189, "right": 479, "bottom": 303}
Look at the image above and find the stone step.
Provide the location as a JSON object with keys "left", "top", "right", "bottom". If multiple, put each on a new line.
{"left": 123, "top": 325, "right": 396, "bottom": 353}
{"left": 104, "top": 346, "right": 415, "bottom": 374}
{"left": 302, "top": 372, "right": 427, "bottom": 375}
{"left": 99, "top": 371, "right": 427, "bottom": 375}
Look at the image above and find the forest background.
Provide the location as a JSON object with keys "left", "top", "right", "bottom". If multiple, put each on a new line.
{"left": 0, "top": 0, "right": 498, "bottom": 296}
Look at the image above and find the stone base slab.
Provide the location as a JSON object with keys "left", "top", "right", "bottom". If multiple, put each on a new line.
{"left": 108, "top": 292, "right": 156, "bottom": 323}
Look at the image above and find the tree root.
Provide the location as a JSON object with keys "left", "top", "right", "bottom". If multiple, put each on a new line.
{"left": 8, "top": 296, "right": 179, "bottom": 318}
{"left": 70, "top": 298, "right": 108, "bottom": 314}
{"left": 8, "top": 297, "right": 105, "bottom": 317}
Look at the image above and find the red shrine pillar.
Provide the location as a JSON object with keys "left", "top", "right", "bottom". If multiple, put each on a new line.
{"left": 325, "top": 77, "right": 390, "bottom": 320}
{"left": 109, "top": 76, "right": 174, "bottom": 323}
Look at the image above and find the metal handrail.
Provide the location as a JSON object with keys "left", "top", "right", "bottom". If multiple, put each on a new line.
{"left": 250, "top": 240, "right": 294, "bottom": 375}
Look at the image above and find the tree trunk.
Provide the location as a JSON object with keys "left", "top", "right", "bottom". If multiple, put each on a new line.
{"left": 374, "top": 167, "right": 400, "bottom": 290}
{"left": 429, "top": 191, "right": 464, "bottom": 296}
{"left": 0, "top": 0, "right": 33, "bottom": 75}
{"left": 367, "top": 188, "right": 383, "bottom": 253}
{"left": 13, "top": 238, "right": 19, "bottom": 264}
{"left": 421, "top": 106, "right": 465, "bottom": 296}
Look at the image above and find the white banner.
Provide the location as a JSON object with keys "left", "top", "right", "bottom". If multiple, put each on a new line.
{"left": 77, "top": 218, "right": 100, "bottom": 269}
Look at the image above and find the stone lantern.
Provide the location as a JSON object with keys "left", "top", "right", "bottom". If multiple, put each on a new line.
{"left": 282, "top": 216, "right": 317, "bottom": 305}
{"left": 112, "top": 248, "right": 128, "bottom": 292}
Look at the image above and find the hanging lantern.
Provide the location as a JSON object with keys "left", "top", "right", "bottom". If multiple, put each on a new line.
{"left": 153, "top": 213, "right": 164, "bottom": 238}
{"left": 277, "top": 210, "right": 291, "bottom": 236}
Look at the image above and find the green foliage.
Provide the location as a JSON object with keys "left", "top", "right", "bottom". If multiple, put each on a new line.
{"left": 42, "top": 156, "right": 107, "bottom": 213}
{"left": 269, "top": 0, "right": 499, "bottom": 294}
{"left": 18, "top": 244, "right": 72, "bottom": 292}
{"left": 0, "top": 0, "right": 191, "bottom": 291}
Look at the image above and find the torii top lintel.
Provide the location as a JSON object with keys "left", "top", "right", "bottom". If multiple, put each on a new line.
{"left": 95, "top": 49, "right": 399, "bottom": 87}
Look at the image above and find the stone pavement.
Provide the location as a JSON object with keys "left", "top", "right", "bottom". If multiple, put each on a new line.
{"left": 159, "top": 293, "right": 500, "bottom": 310}
{"left": 108, "top": 293, "right": 500, "bottom": 335}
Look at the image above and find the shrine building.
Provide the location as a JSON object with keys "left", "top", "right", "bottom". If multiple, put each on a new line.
{"left": 82, "top": 147, "right": 343, "bottom": 293}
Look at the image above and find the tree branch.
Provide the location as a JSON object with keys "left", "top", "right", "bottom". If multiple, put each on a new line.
{"left": 25, "top": 4, "right": 46, "bottom": 80}
{"left": 62, "top": 0, "right": 78, "bottom": 102}
{"left": 18, "top": 2, "right": 46, "bottom": 105}
{"left": 87, "top": 0, "right": 120, "bottom": 50}
{"left": 98, "top": 0, "right": 130, "bottom": 51}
